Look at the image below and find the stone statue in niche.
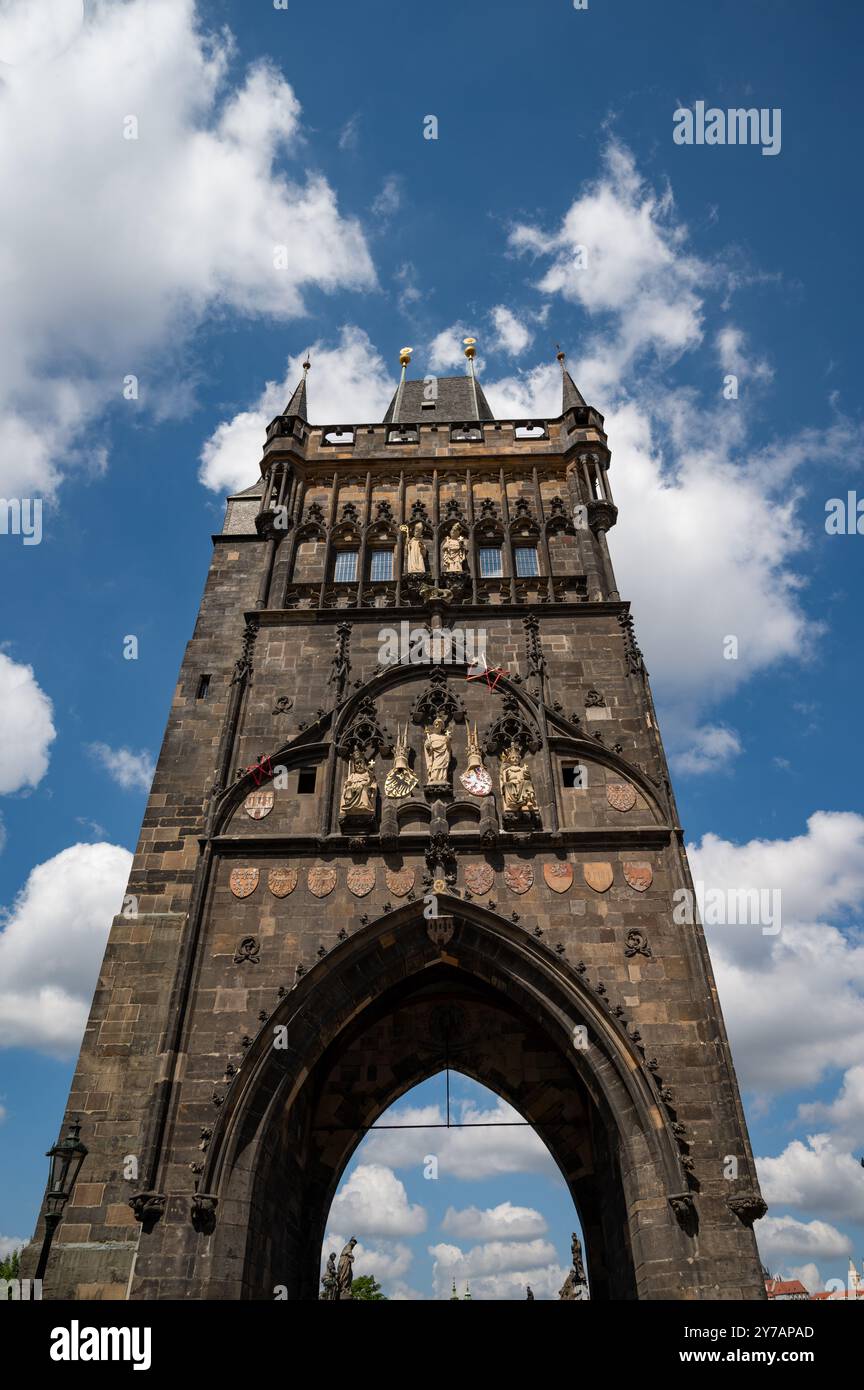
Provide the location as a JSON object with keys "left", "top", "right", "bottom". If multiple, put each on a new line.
{"left": 440, "top": 523, "right": 468, "bottom": 573}
{"left": 401, "top": 522, "right": 428, "bottom": 574}
{"left": 499, "top": 743, "right": 539, "bottom": 814}
{"left": 339, "top": 752, "right": 377, "bottom": 821}
{"left": 424, "top": 716, "right": 452, "bottom": 788}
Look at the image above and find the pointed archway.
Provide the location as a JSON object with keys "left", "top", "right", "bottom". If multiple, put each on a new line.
{"left": 175, "top": 900, "right": 695, "bottom": 1301}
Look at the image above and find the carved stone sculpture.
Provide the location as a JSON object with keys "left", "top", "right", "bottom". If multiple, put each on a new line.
{"left": 499, "top": 743, "right": 539, "bottom": 813}
{"left": 558, "top": 1231, "right": 589, "bottom": 1300}
{"left": 440, "top": 523, "right": 468, "bottom": 573}
{"left": 339, "top": 753, "right": 377, "bottom": 821}
{"left": 321, "top": 1251, "right": 338, "bottom": 1300}
{"left": 337, "top": 1237, "right": 357, "bottom": 1299}
{"left": 401, "top": 522, "right": 428, "bottom": 574}
{"left": 424, "top": 716, "right": 452, "bottom": 787}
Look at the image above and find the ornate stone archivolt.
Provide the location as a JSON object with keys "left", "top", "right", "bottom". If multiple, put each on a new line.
{"left": 410, "top": 667, "right": 467, "bottom": 729}
{"left": 337, "top": 695, "right": 393, "bottom": 760}
{"left": 482, "top": 692, "right": 541, "bottom": 757}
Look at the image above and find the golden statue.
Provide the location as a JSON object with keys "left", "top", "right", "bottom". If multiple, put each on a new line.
{"left": 339, "top": 752, "right": 377, "bottom": 819}
{"left": 400, "top": 522, "right": 428, "bottom": 574}
{"left": 441, "top": 523, "right": 468, "bottom": 573}
{"left": 384, "top": 724, "right": 418, "bottom": 800}
{"left": 499, "top": 743, "right": 538, "bottom": 813}
{"left": 423, "top": 716, "right": 452, "bottom": 786}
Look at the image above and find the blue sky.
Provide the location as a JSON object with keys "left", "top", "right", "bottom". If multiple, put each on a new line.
{"left": 1, "top": 0, "right": 863, "bottom": 1298}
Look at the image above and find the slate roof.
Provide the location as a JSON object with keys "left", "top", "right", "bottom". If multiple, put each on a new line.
{"left": 283, "top": 373, "right": 308, "bottom": 419}
{"left": 383, "top": 375, "right": 495, "bottom": 424}
{"left": 562, "top": 368, "right": 588, "bottom": 411}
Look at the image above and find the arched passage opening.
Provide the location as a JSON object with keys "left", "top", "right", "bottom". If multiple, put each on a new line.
{"left": 320, "top": 1068, "right": 590, "bottom": 1300}
{"left": 197, "top": 902, "right": 693, "bottom": 1301}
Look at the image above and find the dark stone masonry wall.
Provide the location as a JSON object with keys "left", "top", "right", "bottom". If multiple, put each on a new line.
{"left": 24, "top": 390, "right": 766, "bottom": 1301}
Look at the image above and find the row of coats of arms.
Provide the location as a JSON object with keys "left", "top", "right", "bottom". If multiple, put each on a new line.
{"left": 339, "top": 722, "right": 537, "bottom": 818}
{"left": 227, "top": 859, "right": 654, "bottom": 899}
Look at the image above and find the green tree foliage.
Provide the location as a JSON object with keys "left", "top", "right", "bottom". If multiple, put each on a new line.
{"left": 351, "top": 1274, "right": 387, "bottom": 1300}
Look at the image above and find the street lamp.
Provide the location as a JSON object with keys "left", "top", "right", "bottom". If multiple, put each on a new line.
{"left": 35, "top": 1119, "right": 88, "bottom": 1282}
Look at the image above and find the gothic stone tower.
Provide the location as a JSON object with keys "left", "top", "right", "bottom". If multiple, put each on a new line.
{"left": 28, "top": 346, "right": 767, "bottom": 1300}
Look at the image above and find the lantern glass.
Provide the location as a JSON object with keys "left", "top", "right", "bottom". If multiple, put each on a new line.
{"left": 46, "top": 1120, "right": 88, "bottom": 1199}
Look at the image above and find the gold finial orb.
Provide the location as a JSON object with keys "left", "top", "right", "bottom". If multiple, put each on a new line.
{"left": 463, "top": 336, "right": 477, "bottom": 360}
{"left": 399, "top": 346, "right": 413, "bottom": 367}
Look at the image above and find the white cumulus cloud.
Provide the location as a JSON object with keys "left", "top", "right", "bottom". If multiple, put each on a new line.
{"left": 0, "top": 652, "right": 56, "bottom": 794}
{"left": 490, "top": 306, "right": 533, "bottom": 357}
{"left": 757, "top": 1134, "right": 864, "bottom": 1225}
{"left": 327, "top": 1164, "right": 426, "bottom": 1238}
{"left": 199, "top": 327, "right": 396, "bottom": 493}
{"left": 0, "top": 0, "right": 375, "bottom": 499}
{"left": 756, "top": 1214, "right": 852, "bottom": 1264}
{"left": 690, "top": 811, "right": 864, "bottom": 1092}
{"left": 441, "top": 1201, "right": 547, "bottom": 1241}
{"left": 88, "top": 743, "right": 155, "bottom": 793}
{"left": 429, "top": 1238, "right": 565, "bottom": 1300}
{"left": 362, "top": 1096, "right": 556, "bottom": 1180}
{"left": 0, "top": 841, "right": 133, "bottom": 1055}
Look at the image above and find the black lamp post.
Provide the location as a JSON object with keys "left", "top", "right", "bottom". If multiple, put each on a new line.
{"left": 35, "top": 1119, "right": 88, "bottom": 1282}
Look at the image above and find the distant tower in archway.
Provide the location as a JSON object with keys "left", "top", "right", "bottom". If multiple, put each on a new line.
{"left": 26, "top": 342, "right": 766, "bottom": 1300}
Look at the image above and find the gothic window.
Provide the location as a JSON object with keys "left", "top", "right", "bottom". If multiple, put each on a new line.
{"left": 196, "top": 674, "right": 211, "bottom": 700}
{"left": 515, "top": 545, "right": 539, "bottom": 577}
{"left": 297, "top": 767, "right": 317, "bottom": 794}
{"left": 333, "top": 549, "right": 358, "bottom": 583}
{"left": 369, "top": 548, "right": 394, "bottom": 582}
{"left": 479, "top": 546, "right": 503, "bottom": 578}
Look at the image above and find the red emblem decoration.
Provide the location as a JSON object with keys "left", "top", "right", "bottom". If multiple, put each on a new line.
{"left": 464, "top": 863, "right": 495, "bottom": 896}
{"left": 623, "top": 863, "right": 653, "bottom": 893}
{"left": 583, "top": 862, "right": 614, "bottom": 893}
{"left": 606, "top": 782, "right": 637, "bottom": 813}
{"left": 347, "top": 866, "right": 375, "bottom": 897}
{"left": 504, "top": 863, "right": 534, "bottom": 894}
{"left": 229, "top": 867, "right": 259, "bottom": 899}
{"left": 268, "top": 868, "right": 297, "bottom": 898}
{"left": 385, "top": 867, "right": 414, "bottom": 898}
{"left": 244, "top": 789, "right": 274, "bottom": 820}
{"left": 460, "top": 766, "right": 493, "bottom": 797}
{"left": 466, "top": 663, "right": 507, "bottom": 692}
{"left": 308, "top": 866, "right": 337, "bottom": 898}
{"left": 246, "top": 755, "right": 273, "bottom": 787}
{"left": 543, "top": 862, "right": 573, "bottom": 894}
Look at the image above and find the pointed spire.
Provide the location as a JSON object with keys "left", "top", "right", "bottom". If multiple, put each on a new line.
{"left": 557, "top": 347, "right": 588, "bottom": 412}
{"left": 283, "top": 353, "right": 311, "bottom": 418}
{"left": 464, "top": 336, "right": 481, "bottom": 419}
{"left": 392, "top": 347, "right": 413, "bottom": 423}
